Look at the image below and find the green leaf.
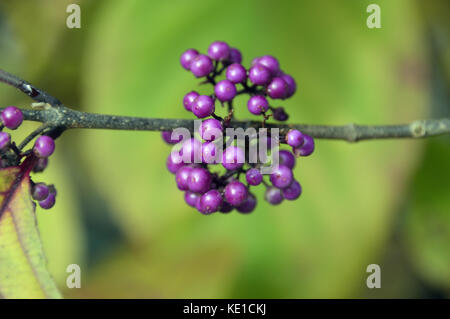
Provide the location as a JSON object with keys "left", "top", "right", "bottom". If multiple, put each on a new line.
{"left": 0, "top": 159, "right": 61, "bottom": 299}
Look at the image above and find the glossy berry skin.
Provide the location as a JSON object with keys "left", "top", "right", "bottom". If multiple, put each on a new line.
{"left": 278, "top": 150, "right": 296, "bottom": 169}
{"left": 32, "top": 183, "right": 49, "bottom": 201}
{"left": 0, "top": 132, "right": 11, "bottom": 150}
{"left": 272, "top": 107, "right": 289, "bottom": 121}
{"left": 33, "top": 136, "right": 55, "bottom": 158}
{"left": 247, "top": 95, "right": 269, "bottom": 115}
{"left": 175, "top": 166, "right": 192, "bottom": 191}
{"left": 282, "top": 180, "right": 302, "bottom": 200}
{"left": 166, "top": 153, "right": 184, "bottom": 174}
{"left": 293, "top": 134, "right": 315, "bottom": 157}
{"left": 251, "top": 57, "right": 261, "bottom": 66}
{"left": 184, "top": 191, "right": 200, "bottom": 207}
{"left": 214, "top": 80, "right": 236, "bottom": 102}
{"left": 229, "top": 48, "right": 242, "bottom": 64}
{"left": 180, "top": 49, "right": 199, "bottom": 70}
{"left": 226, "top": 63, "right": 246, "bottom": 83}
{"left": 190, "top": 54, "right": 214, "bottom": 77}
{"left": 39, "top": 193, "right": 55, "bottom": 209}
{"left": 181, "top": 138, "right": 202, "bottom": 163}
{"left": 202, "top": 142, "right": 219, "bottom": 164}
{"left": 183, "top": 91, "right": 199, "bottom": 111}
{"left": 255, "top": 55, "right": 280, "bottom": 76}
{"left": 248, "top": 64, "right": 272, "bottom": 86}
{"left": 246, "top": 168, "right": 263, "bottom": 186}
{"left": 267, "top": 77, "right": 288, "bottom": 99}
{"left": 281, "top": 73, "right": 296, "bottom": 97}
{"left": 208, "top": 41, "right": 230, "bottom": 61}
{"left": 236, "top": 193, "right": 256, "bottom": 214}
{"left": 1, "top": 106, "right": 23, "bottom": 130}
{"left": 161, "top": 131, "right": 182, "bottom": 144}
{"left": 192, "top": 95, "right": 215, "bottom": 118}
{"left": 188, "top": 167, "right": 212, "bottom": 194}
{"left": 199, "top": 189, "right": 223, "bottom": 214}
{"left": 222, "top": 146, "right": 245, "bottom": 170}
{"left": 224, "top": 181, "right": 248, "bottom": 206}
{"left": 199, "top": 118, "right": 222, "bottom": 141}
{"left": 265, "top": 187, "right": 283, "bottom": 205}
{"left": 286, "top": 129, "right": 304, "bottom": 148}
{"left": 270, "top": 165, "right": 293, "bottom": 189}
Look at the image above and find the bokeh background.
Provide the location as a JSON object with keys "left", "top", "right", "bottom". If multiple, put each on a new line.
{"left": 0, "top": 0, "right": 448, "bottom": 298}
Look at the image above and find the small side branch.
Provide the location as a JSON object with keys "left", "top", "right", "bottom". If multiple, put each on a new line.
{"left": 0, "top": 69, "right": 61, "bottom": 106}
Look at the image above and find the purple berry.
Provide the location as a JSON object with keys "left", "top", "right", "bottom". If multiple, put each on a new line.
{"left": 278, "top": 150, "right": 296, "bottom": 169}
{"left": 293, "top": 134, "right": 315, "bottom": 157}
{"left": 265, "top": 135, "right": 279, "bottom": 150}
{"left": 181, "top": 138, "right": 202, "bottom": 163}
{"left": 251, "top": 57, "right": 261, "bottom": 66}
{"left": 33, "top": 157, "right": 48, "bottom": 173}
{"left": 219, "top": 201, "right": 234, "bottom": 213}
{"left": 272, "top": 107, "right": 289, "bottom": 121}
{"left": 175, "top": 166, "right": 192, "bottom": 191}
{"left": 39, "top": 193, "right": 55, "bottom": 209}
{"left": 166, "top": 152, "right": 184, "bottom": 174}
{"left": 255, "top": 55, "right": 280, "bottom": 76}
{"left": 161, "top": 131, "right": 182, "bottom": 144}
{"left": 33, "top": 136, "right": 55, "bottom": 158}
{"left": 188, "top": 167, "right": 212, "bottom": 194}
{"left": 248, "top": 64, "right": 272, "bottom": 86}
{"left": 195, "top": 197, "right": 205, "bottom": 213}
{"left": 214, "top": 80, "right": 236, "bottom": 102}
{"left": 183, "top": 91, "right": 199, "bottom": 111}
{"left": 0, "top": 132, "right": 11, "bottom": 150}
{"left": 236, "top": 193, "right": 256, "bottom": 214}
{"left": 226, "top": 63, "right": 246, "bottom": 83}
{"left": 247, "top": 96, "right": 269, "bottom": 115}
{"left": 184, "top": 191, "right": 200, "bottom": 208}
{"left": 32, "top": 183, "right": 49, "bottom": 201}
{"left": 224, "top": 181, "right": 248, "bottom": 206}
{"left": 281, "top": 73, "right": 296, "bottom": 98}
{"left": 1, "top": 106, "right": 23, "bottom": 130}
{"left": 202, "top": 142, "right": 219, "bottom": 164}
{"left": 208, "top": 41, "right": 230, "bottom": 61}
{"left": 199, "top": 118, "right": 222, "bottom": 141}
{"left": 267, "top": 77, "right": 288, "bottom": 99}
{"left": 265, "top": 187, "right": 283, "bottom": 205}
{"left": 190, "top": 54, "right": 214, "bottom": 77}
{"left": 192, "top": 95, "right": 215, "bottom": 118}
{"left": 180, "top": 49, "right": 199, "bottom": 70}
{"left": 270, "top": 165, "right": 293, "bottom": 189}
{"left": 246, "top": 168, "right": 262, "bottom": 186}
{"left": 286, "top": 129, "right": 304, "bottom": 148}
{"left": 199, "top": 189, "right": 223, "bottom": 214}
{"left": 222, "top": 146, "right": 245, "bottom": 170}
{"left": 282, "top": 180, "right": 302, "bottom": 200}
{"left": 229, "top": 48, "right": 242, "bottom": 64}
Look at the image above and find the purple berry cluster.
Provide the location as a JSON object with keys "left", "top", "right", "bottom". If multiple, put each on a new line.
{"left": 0, "top": 106, "right": 57, "bottom": 209}
{"left": 162, "top": 41, "right": 315, "bottom": 215}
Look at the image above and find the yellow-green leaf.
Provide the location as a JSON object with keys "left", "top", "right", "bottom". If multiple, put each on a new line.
{"left": 0, "top": 160, "right": 61, "bottom": 299}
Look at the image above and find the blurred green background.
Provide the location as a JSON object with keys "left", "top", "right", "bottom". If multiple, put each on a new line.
{"left": 0, "top": 0, "right": 448, "bottom": 298}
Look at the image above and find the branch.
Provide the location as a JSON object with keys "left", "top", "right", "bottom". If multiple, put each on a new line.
{"left": 1, "top": 69, "right": 449, "bottom": 142}
{"left": 0, "top": 69, "right": 61, "bottom": 106}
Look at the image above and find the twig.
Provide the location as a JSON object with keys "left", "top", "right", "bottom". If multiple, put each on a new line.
{"left": 0, "top": 68, "right": 449, "bottom": 142}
